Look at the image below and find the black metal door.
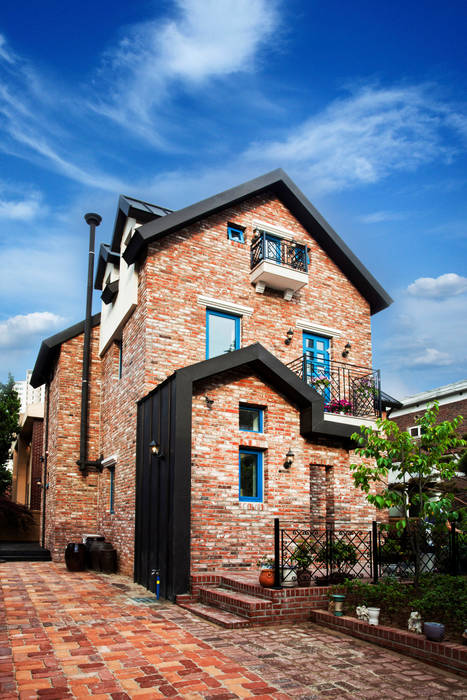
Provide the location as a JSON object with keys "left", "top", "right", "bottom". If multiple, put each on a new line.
{"left": 134, "top": 381, "right": 175, "bottom": 599}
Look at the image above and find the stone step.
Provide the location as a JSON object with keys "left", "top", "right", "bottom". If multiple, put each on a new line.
{"left": 199, "top": 585, "right": 273, "bottom": 618}
{"left": 179, "top": 602, "right": 251, "bottom": 628}
{"left": 0, "top": 551, "right": 51, "bottom": 562}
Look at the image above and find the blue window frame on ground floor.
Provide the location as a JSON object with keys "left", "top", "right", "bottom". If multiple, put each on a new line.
{"left": 239, "top": 448, "right": 263, "bottom": 502}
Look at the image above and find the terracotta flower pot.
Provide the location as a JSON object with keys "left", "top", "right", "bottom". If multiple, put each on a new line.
{"left": 259, "top": 569, "right": 275, "bottom": 587}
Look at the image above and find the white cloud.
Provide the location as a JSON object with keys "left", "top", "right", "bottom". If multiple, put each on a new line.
{"left": 0, "top": 191, "right": 43, "bottom": 221}
{"left": 0, "top": 312, "right": 64, "bottom": 349}
{"left": 407, "top": 273, "right": 467, "bottom": 299}
{"left": 245, "top": 85, "right": 467, "bottom": 192}
{"left": 0, "top": 34, "right": 14, "bottom": 64}
{"left": 404, "top": 348, "right": 452, "bottom": 368}
{"left": 358, "top": 210, "right": 407, "bottom": 224}
{"left": 95, "top": 0, "right": 279, "bottom": 129}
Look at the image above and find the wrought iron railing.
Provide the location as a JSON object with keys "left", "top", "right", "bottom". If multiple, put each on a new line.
{"left": 250, "top": 230, "right": 308, "bottom": 272}
{"left": 287, "top": 355, "right": 381, "bottom": 418}
{"left": 271, "top": 519, "right": 464, "bottom": 588}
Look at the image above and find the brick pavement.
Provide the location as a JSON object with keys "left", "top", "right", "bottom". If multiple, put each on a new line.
{"left": 1, "top": 563, "right": 466, "bottom": 699}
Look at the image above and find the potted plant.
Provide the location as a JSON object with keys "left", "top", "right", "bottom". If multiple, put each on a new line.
{"left": 257, "top": 556, "right": 275, "bottom": 588}
{"left": 329, "top": 584, "right": 346, "bottom": 616}
{"left": 326, "top": 399, "right": 352, "bottom": 415}
{"left": 311, "top": 375, "right": 330, "bottom": 394}
{"left": 291, "top": 539, "right": 313, "bottom": 586}
{"left": 314, "top": 539, "right": 358, "bottom": 584}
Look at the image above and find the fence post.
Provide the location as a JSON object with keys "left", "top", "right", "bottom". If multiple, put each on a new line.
{"left": 328, "top": 526, "right": 334, "bottom": 579}
{"left": 449, "top": 521, "right": 458, "bottom": 576}
{"left": 273, "top": 517, "right": 282, "bottom": 589}
{"left": 372, "top": 520, "right": 379, "bottom": 584}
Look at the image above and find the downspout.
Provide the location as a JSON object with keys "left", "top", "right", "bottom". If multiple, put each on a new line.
{"left": 77, "top": 212, "right": 102, "bottom": 473}
{"left": 41, "top": 383, "right": 49, "bottom": 549}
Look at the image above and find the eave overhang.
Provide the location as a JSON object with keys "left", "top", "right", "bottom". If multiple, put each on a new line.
{"left": 95, "top": 244, "right": 120, "bottom": 291}
{"left": 124, "top": 169, "right": 392, "bottom": 315}
{"left": 30, "top": 313, "right": 101, "bottom": 388}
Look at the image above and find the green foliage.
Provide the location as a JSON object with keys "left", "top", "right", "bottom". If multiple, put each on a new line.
{"left": 314, "top": 540, "right": 358, "bottom": 575}
{"left": 291, "top": 539, "right": 314, "bottom": 571}
{"left": 0, "top": 373, "right": 20, "bottom": 495}
{"left": 350, "top": 402, "right": 466, "bottom": 580}
{"left": 257, "top": 556, "right": 274, "bottom": 569}
{"left": 411, "top": 575, "right": 467, "bottom": 631}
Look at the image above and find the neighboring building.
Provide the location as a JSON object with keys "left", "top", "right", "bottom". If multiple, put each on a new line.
{"left": 31, "top": 169, "right": 393, "bottom": 599}
{"left": 14, "top": 370, "right": 45, "bottom": 414}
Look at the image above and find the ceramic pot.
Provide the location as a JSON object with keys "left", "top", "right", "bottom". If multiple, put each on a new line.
{"left": 100, "top": 542, "right": 117, "bottom": 574}
{"left": 89, "top": 539, "right": 106, "bottom": 571}
{"left": 331, "top": 594, "right": 345, "bottom": 616}
{"left": 424, "top": 622, "right": 445, "bottom": 642}
{"left": 259, "top": 569, "right": 274, "bottom": 587}
{"left": 367, "top": 607, "right": 380, "bottom": 625}
{"left": 281, "top": 567, "right": 298, "bottom": 587}
{"left": 297, "top": 570, "right": 312, "bottom": 587}
{"left": 65, "top": 543, "right": 86, "bottom": 572}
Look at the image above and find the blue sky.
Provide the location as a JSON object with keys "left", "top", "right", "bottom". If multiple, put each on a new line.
{"left": 0, "top": 0, "right": 466, "bottom": 399}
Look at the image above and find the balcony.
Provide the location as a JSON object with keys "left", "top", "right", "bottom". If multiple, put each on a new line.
{"left": 287, "top": 355, "right": 381, "bottom": 419}
{"left": 250, "top": 230, "right": 309, "bottom": 300}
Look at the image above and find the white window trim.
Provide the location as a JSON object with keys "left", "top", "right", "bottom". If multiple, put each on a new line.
{"left": 252, "top": 219, "right": 298, "bottom": 241}
{"left": 197, "top": 295, "right": 253, "bottom": 317}
{"left": 295, "top": 319, "right": 343, "bottom": 338}
{"left": 408, "top": 425, "right": 422, "bottom": 438}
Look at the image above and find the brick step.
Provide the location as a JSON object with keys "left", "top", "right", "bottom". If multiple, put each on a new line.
{"left": 218, "top": 574, "right": 275, "bottom": 599}
{"left": 0, "top": 551, "right": 51, "bottom": 562}
{"left": 178, "top": 602, "right": 251, "bottom": 629}
{"left": 199, "top": 585, "right": 273, "bottom": 618}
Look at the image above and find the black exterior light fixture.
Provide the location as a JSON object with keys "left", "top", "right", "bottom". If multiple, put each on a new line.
{"left": 285, "top": 328, "right": 294, "bottom": 345}
{"left": 342, "top": 342, "right": 351, "bottom": 358}
{"left": 149, "top": 440, "right": 161, "bottom": 457}
{"left": 284, "top": 448, "right": 295, "bottom": 470}
{"left": 205, "top": 395, "right": 214, "bottom": 408}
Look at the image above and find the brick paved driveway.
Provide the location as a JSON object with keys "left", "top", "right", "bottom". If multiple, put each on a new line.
{"left": 1, "top": 563, "right": 465, "bottom": 699}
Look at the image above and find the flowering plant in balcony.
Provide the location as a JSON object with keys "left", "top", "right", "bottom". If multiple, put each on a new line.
{"left": 355, "top": 376, "right": 377, "bottom": 400}
{"left": 311, "top": 375, "right": 330, "bottom": 392}
{"left": 326, "top": 399, "right": 352, "bottom": 415}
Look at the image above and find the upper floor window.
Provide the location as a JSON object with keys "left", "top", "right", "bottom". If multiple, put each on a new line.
{"left": 206, "top": 309, "right": 240, "bottom": 359}
{"left": 239, "top": 405, "right": 263, "bottom": 432}
{"left": 227, "top": 223, "right": 245, "bottom": 243}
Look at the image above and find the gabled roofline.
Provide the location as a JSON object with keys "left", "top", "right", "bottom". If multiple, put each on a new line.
{"left": 123, "top": 169, "right": 392, "bottom": 315}
{"left": 111, "top": 194, "right": 172, "bottom": 254}
{"left": 95, "top": 244, "right": 120, "bottom": 291}
{"left": 30, "top": 313, "right": 101, "bottom": 388}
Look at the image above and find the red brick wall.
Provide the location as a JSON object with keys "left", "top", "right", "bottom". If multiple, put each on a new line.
{"left": 29, "top": 419, "right": 43, "bottom": 511}
{"left": 41, "top": 327, "right": 101, "bottom": 560}
{"left": 190, "top": 372, "right": 379, "bottom": 572}
{"left": 392, "top": 398, "right": 467, "bottom": 436}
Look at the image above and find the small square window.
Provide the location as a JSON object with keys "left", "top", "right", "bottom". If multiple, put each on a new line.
{"left": 239, "top": 405, "right": 263, "bottom": 432}
{"left": 239, "top": 449, "right": 263, "bottom": 502}
{"left": 227, "top": 223, "right": 245, "bottom": 243}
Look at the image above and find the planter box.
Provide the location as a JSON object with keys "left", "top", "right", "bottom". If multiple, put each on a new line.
{"left": 310, "top": 609, "right": 467, "bottom": 677}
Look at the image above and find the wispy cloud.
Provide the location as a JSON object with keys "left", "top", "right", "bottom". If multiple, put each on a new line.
{"left": 408, "top": 273, "right": 467, "bottom": 299}
{"left": 0, "top": 312, "right": 64, "bottom": 349}
{"left": 245, "top": 85, "right": 467, "bottom": 192}
{"left": 0, "top": 34, "right": 14, "bottom": 64}
{"left": 0, "top": 189, "right": 44, "bottom": 221}
{"left": 94, "top": 0, "right": 280, "bottom": 133}
{"left": 403, "top": 348, "right": 452, "bottom": 368}
{"left": 358, "top": 210, "right": 408, "bottom": 224}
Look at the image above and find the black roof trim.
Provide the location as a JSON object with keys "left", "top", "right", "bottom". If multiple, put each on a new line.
{"left": 110, "top": 194, "right": 172, "bottom": 255}
{"left": 95, "top": 244, "right": 120, "bottom": 291}
{"left": 140, "top": 342, "right": 358, "bottom": 441}
{"left": 101, "top": 279, "right": 119, "bottom": 305}
{"left": 30, "top": 313, "right": 101, "bottom": 388}
{"left": 380, "top": 390, "right": 403, "bottom": 410}
{"left": 123, "top": 169, "right": 392, "bottom": 314}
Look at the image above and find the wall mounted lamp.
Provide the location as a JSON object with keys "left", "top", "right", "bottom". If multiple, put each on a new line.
{"left": 283, "top": 448, "right": 295, "bottom": 470}
{"left": 342, "top": 342, "right": 352, "bottom": 358}
{"left": 149, "top": 440, "right": 161, "bottom": 457}
{"left": 205, "top": 395, "right": 214, "bottom": 408}
{"left": 285, "top": 328, "right": 294, "bottom": 345}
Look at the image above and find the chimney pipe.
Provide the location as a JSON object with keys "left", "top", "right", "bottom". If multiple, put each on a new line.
{"left": 77, "top": 213, "right": 101, "bottom": 473}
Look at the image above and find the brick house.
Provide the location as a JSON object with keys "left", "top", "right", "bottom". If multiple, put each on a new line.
{"left": 31, "top": 169, "right": 393, "bottom": 599}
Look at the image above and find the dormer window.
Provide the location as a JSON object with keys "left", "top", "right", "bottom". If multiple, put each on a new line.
{"left": 227, "top": 223, "right": 245, "bottom": 243}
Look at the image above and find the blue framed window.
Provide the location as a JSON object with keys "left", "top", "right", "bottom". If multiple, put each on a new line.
{"left": 206, "top": 309, "right": 240, "bottom": 359}
{"left": 227, "top": 223, "right": 245, "bottom": 243}
{"left": 239, "top": 449, "right": 263, "bottom": 502}
{"left": 109, "top": 468, "right": 115, "bottom": 514}
{"left": 239, "top": 405, "right": 263, "bottom": 433}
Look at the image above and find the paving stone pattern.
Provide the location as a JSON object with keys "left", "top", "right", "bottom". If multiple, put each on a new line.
{"left": 1, "top": 563, "right": 466, "bottom": 699}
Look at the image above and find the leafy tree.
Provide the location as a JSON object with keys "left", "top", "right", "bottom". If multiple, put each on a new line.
{"left": 350, "top": 402, "right": 465, "bottom": 581}
{"left": 0, "top": 373, "right": 20, "bottom": 495}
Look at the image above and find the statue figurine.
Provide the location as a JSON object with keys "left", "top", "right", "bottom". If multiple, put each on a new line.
{"left": 408, "top": 611, "right": 422, "bottom": 634}
{"left": 356, "top": 605, "right": 369, "bottom": 622}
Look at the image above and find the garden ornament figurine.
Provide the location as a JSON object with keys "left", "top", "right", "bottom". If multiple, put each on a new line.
{"left": 356, "top": 605, "right": 369, "bottom": 622}
{"left": 408, "top": 611, "right": 422, "bottom": 634}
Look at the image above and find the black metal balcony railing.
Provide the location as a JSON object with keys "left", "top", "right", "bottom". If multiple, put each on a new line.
{"left": 250, "top": 230, "right": 308, "bottom": 272}
{"left": 287, "top": 355, "right": 382, "bottom": 418}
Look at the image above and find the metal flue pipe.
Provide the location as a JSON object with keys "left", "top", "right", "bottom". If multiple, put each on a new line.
{"left": 77, "top": 212, "right": 102, "bottom": 473}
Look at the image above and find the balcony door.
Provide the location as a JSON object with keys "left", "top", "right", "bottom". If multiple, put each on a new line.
{"left": 265, "top": 233, "right": 282, "bottom": 264}
{"left": 303, "top": 332, "right": 330, "bottom": 401}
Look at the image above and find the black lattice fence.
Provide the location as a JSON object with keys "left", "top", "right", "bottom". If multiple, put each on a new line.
{"left": 280, "top": 525, "right": 372, "bottom": 585}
